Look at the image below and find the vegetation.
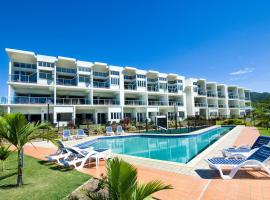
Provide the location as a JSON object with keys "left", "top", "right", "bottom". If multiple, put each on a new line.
{"left": 0, "top": 152, "right": 90, "bottom": 200}
{"left": 250, "top": 92, "right": 270, "bottom": 103}
{"left": 83, "top": 157, "right": 173, "bottom": 200}
{"left": 0, "top": 113, "right": 56, "bottom": 187}
{"left": 0, "top": 144, "right": 11, "bottom": 171}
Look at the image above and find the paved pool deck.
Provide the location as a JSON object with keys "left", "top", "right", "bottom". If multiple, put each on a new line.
{"left": 24, "top": 126, "right": 270, "bottom": 200}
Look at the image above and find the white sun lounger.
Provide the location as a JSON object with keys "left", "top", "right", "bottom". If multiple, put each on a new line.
{"left": 105, "top": 126, "right": 114, "bottom": 136}
{"left": 205, "top": 145, "right": 270, "bottom": 179}
{"left": 75, "top": 129, "right": 87, "bottom": 139}
{"left": 116, "top": 125, "right": 124, "bottom": 135}
{"left": 90, "top": 148, "right": 111, "bottom": 168}
{"left": 221, "top": 136, "right": 270, "bottom": 158}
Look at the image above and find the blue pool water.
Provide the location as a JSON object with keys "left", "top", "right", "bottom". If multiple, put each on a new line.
{"left": 77, "top": 126, "right": 234, "bottom": 164}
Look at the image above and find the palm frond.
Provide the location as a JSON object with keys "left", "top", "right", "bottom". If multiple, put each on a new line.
{"left": 134, "top": 180, "right": 173, "bottom": 200}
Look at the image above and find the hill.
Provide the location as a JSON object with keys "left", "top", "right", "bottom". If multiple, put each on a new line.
{"left": 251, "top": 92, "right": 270, "bottom": 103}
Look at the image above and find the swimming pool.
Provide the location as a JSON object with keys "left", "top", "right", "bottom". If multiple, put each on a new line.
{"left": 77, "top": 126, "right": 234, "bottom": 164}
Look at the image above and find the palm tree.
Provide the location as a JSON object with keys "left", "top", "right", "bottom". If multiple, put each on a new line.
{"left": 0, "top": 113, "right": 55, "bottom": 187}
{"left": 0, "top": 145, "right": 11, "bottom": 171}
{"left": 86, "top": 157, "right": 173, "bottom": 200}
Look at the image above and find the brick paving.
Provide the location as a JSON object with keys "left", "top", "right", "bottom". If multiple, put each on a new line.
{"left": 22, "top": 127, "right": 270, "bottom": 200}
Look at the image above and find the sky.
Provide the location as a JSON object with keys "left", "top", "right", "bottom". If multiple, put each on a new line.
{"left": 0, "top": 0, "right": 270, "bottom": 96}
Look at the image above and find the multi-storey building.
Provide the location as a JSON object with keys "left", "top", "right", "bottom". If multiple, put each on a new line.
{"left": 0, "top": 48, "right": 252, "bottom": 125}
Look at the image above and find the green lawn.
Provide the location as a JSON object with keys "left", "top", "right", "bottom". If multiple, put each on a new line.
{"left": 258, "top": 127, "right": 270, "bottom": 136}
{"left": 0, "top": 153, "right": 90, "bottom": 200}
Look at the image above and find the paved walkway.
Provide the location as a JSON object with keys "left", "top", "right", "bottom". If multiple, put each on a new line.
{"left": 23, "top": 127, "right": 270, "bottom": 200}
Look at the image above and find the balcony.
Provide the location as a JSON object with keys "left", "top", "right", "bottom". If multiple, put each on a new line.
{"left": 124, "top": 75, "right": 136, "bottom": 80}
{"left": 124, "top": 83, "right": 136, "bottom": 90}
{"left": 56, "top": 77, "right": 77, "bottom": 86}
{"left": 93, "top": 81, "right": 109, "bottom": 88}
{"left": 148, "top": 100, "right": 168, "bottom": 106}
{"left": 229, "top": 105, "right": 239, "bottom": 108}
{"left": 0, "top": 97, "right": 8, "bottom": 104}
{"left": 218, "top": 93, "right": 226, "bottom": 98}
{"left": 168, "top": 86, "right": 178, "bottom": 93}
{"left": 10, "top": 74, "right": 37, "bottom": 83}
{"left": 245, "top": 97, "right": 251, "bottom": 101}
{"left": 198, "top": 90, "right": 206, "bottom": 96}
{"left": 93, "top": 99, "right": 119, "bottom": 105}
{"left": 207, "top": 91, "right": 217, "bottom": 97}
{"left": 195, "top": 103, "right": 207, "bottom": 107}
{"left": 229, "top": 95, "right": 239, "bottom": 99}
{"left": 147, "top": 85, "right": 159, "bottom": 92}
{"left": 125, "top": 100, "right": 145, "bottom": 105}
{"left": 56, "top": 98, "right": 90, "bottom": 105}
{"left": 56, "top": 67, "right": 76, "bottom": 74}
{"left": 169, "top": 101, "right": 184, "bottom": 106}
{"left": 93, "top": 71, "right": 109, "bottom": 78}
{"left": 10, "top": 96, "right": 53, "bottom": 104}
{"left": 239, "top": 96, "right": 245, "bottom": 100}
{"left": 14, "top": 62, "right": 37, "bottom": 70}
{"left": 208, "top": 104, "right": 218, "bottom": 108}
{"left": 147, "top": 78, "right": 158, "bottom": 83}
{"left": 218, "top": 104, "right": 227, "bottom": 108}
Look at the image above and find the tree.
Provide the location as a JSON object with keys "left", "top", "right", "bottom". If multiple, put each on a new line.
{"left": 86, "top": 157, "right": 173, "bottom": 200}
{"left": 0, "top": 113, "right": 55, "bottom": 187}
{"left": 0, "top": 145, "right": 11, "bottom": 171}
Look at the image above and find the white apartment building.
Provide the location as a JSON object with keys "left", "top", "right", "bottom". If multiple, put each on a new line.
{"left": 0, "top": 48, "right": 251, "bottom": 125}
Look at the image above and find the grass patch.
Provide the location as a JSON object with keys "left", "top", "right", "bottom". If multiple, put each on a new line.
{"left": 0, "top": 153, "right": 90, "bottom": 200}
{"left": 258, "top": 127, "right": 270, "bottom": 136}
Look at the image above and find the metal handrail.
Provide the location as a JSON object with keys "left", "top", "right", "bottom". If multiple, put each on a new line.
{"left": 56, "top": 77, "right": 77, "bottom": 86}
{"left": 56, "top": 98, "right": 90, "bottom": 105}
{"left": 10, "top": 73, "right": 37, "bottom": 83}
{"left": 148, "top": 100, "right": 168, "bottom": 106}
{"left": 195, "top": 103, "right": 207, "bottom": 107}
{"left": 10, "top": 96, "right": 53, "bottom": 104}
{"left": 125, "top": 100, "right": 145, "bottom": 105}
{"left": 93, "top": 81, "right": 109, "bottom": 88}
{"left": 93, "top": 99, "right": 119, "bottom": 105}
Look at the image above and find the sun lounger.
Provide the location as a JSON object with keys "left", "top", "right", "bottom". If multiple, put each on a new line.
{"left": 105, "top": 126, "right": 114, "bottom": 136}
{"left": 116, "top": 125, "right": 124, "bottom": 135}
{"left": 75, "top": 129, "right": 87, "bottom": 139}
{"left": 222, "top": 136, "right": 270, "bottom": 157}
{"left": 205, "top": 145, "right": 270, "bottom": 179}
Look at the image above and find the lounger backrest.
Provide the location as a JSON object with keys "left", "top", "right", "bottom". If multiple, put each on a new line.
{"left": 63, "top": 130, "right": 70, "bottom": 137}
{"left": 117, "top": 125, "right": 123, "bottom": 132}
{"left": 251, "top": 136, "right": 270, "bottom": 149}
{"left": 55, "top": 140, "right": 65, "bottom": 149}
{"left": 247, "top": 145, "right": 270, "bottom": 162}
{"left": 106, "top": 126, "right": 113, "bottom": 132}
{"left": 77, "top": 129, "right": 85, "bottom": 135}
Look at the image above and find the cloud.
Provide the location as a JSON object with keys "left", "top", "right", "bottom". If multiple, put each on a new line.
{"left": 230, "top": 67, "right": 255, "bottom": 75}
{"left": 228, "top": 76, "right": 248, "bottom": 81}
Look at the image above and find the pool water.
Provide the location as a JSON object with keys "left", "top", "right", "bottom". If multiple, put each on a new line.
{"left": 77, "top": 126, "right": 234, "bottom": 164}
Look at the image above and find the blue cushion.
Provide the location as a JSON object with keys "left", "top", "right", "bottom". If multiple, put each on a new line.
{"left": 208, "top": 158, "right": 244, "bottom": 165}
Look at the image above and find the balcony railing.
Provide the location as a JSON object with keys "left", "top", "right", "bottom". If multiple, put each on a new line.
{"left": 125, "top": 100, "right": 145, "bottom": 105}
{"left": 198, "top": 90, "right": 206, "bottom": 95}
{"left": 193, "top": 86, "right": 198, "bottom": 92}
{"left": 56, "top": 78, "right": 77, "bottom": 86}
{"left": 169, "top": 101, "right": 184, "bottom": 106}
{"left": 124, "top": 83, "right": 137, "bottom": 90}
{"left": 195, "top": 103, "right": 207, "bottom": 107}
{"left": 93, "top": 81, "right": 109, "bottom": 88}
{"left": 229, "top": 95, "right": 239, "bottom": 99}
{"left": 93, "top": 71, "right": 109, "bottom": 78}
{"left": 245, "top": 97, "right": 251, "bottom": 101}
{"left": 10, "top": 96, "right": 53, "bottom": 104}
{"left": 239, "top": 96, "right": 245, "bottom": 100}
{"left": 147, "top": 85, "right": 159, "bottom": 92}
{"left": 148, "top": 101, "right": 168, "bottom": 106}
{"left": 147, "top": 78, "right": 158, "bottom": 83}
{"left": 168, "top": 86, "right": 178, "bottom": 93}
{"left": 124, "top": 75, "right": 136, "bottom": 80}
{"left": 229, "top": 105, "right": 239, "bottom": 108}
{"left": 56, "top": 67, "right": 77, "bottom": 74}
{"left": 218, "top": 93, "right": 226, "bottom": 98}
{"left": 39, "top": 72, "right": 53, "bottom": 80}
{"left": 10, "top": 74, "right": 37, "bottom": 83}
{"left": 218, "top": 104, "right": 227, "bottom": 108}
{"left": 56, "top": 98, "right": 90, "bottom": 105}
{"left": 207, "top": 92, "right": 217, "bottom": 97}
{"left": 93, "top": 99, "right": 119, "bottom": 105}
{"left": 208, "top": 104, "right": 218, "bottom": 108}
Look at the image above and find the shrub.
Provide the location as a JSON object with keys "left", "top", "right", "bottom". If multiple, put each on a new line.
{"left": 127, "top": 125, "right": 137, "bottom": 132}
{"left": 221, "top": 119, "right": 246, "bottom": 125}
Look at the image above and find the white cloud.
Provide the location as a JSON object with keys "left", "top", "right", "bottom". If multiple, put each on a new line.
{"left": 228, "top": 76, "right": 248, "bottom": 81}
{"left": 230, "top": 67, "right": 255, "bottom": 75}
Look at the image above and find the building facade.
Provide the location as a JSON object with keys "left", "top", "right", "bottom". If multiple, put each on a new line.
{"left": 0, "top": 48, "right": 252, "bottom": 125}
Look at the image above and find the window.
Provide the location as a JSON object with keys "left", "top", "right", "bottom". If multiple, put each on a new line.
{"left": 137, "top": 74, "right": 146, "bottom": 79}
{"left": 111, "top": 78, "right": 119, "bottom": 85}
{"left": 38, "top": 61, "right": 54, "bottom": 68}
{"left": 159, "top": 83, "right": 167, "bottom": 89}
{"left": 137, "top": 80, "right": 146, "bottom": 87}
{"left": 178, "top": 80, "right": 183, "bottom": 83}
{"left": 159, "top": 77, "right": 167, "bottom": 81}
{"left": 39, "top": 70, "right": 52, "bottom": 80}
{"left": 110, "top": 71, "right": 119, "bottom": 76}
{"left": 78, "top": 67, "right": 91, "bottom": 72}
{"left": 79, "top": 75, "right": 90, "bottom": 83}
{"left": 111, "top": 112, "right": 122, "bottom": 120}
{"left": 14, "top": 62, "right": 36, "bottom": 69}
